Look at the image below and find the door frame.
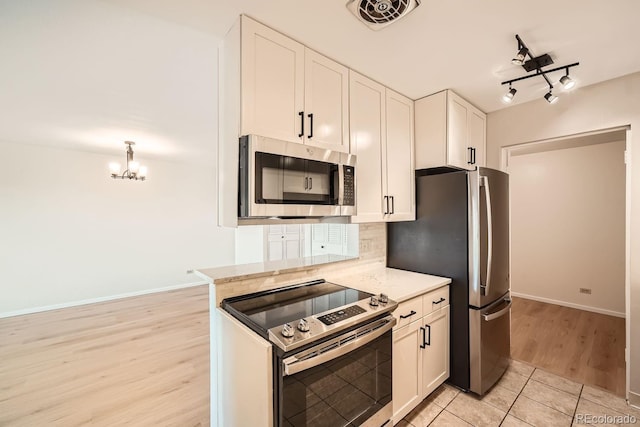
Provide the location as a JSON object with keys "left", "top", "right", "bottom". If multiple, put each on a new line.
{"left": 500, "top": 125, "right": 631, "bottom": 401}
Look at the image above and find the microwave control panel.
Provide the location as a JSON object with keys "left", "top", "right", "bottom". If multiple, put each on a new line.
{"left": 343, "top": 166, "right": 355, "bottom": 206}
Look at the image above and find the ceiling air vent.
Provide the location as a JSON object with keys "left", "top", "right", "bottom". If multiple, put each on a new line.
{"left": 346, "top": 0, "right": 420, "bottom": 30}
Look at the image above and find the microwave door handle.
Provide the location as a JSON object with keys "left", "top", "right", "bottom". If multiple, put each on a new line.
{"left": 338, "top": 165, "right": 344, "bottom": 205}
{"left": 481, "top": 175, "right": 493, "bottom": 296}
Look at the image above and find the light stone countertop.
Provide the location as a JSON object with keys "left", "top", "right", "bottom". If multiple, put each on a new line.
{"left": 195, "top": 254, "right": 356, "bottom": 284}
{"left": 324, "top": 265, "right": 451, "bottom": 303}
{"left": 196, "top": 258, "right": 451, "bottom": 306}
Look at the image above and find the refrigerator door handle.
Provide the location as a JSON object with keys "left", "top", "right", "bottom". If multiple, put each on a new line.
{"left": 481, "top": 175, "right": 493, "bottom": 297}
{"left": 482, "top": 298, "right": 512, "bottom": 322}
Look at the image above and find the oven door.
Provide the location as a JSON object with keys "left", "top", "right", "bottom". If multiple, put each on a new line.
{"left": 278, "top": 315, "right": 395, "bottom": 427}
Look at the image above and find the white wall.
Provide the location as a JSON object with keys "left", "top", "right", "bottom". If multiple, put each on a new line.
{"left": 509, "top": 141, "right": 625, "bottom": 316}
{"left": 0, "top": 0, "right": 236, "bottom": 315}
{"left": 487, "top": 71, "right": 640, "bottom": 400}
{"left": 235, "top": 225, "right": 265, "bottom": 264}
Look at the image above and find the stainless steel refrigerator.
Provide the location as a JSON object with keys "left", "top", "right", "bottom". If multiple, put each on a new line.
{"left": 387, "top": 167, "right": 511, "bottom": 395}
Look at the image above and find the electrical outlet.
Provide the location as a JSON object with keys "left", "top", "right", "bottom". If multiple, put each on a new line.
{"left": 579, "top": 288, "right": 592, "bottom": 295}
{"left": 186, "top": 269, "right": 194, "bottom": 274}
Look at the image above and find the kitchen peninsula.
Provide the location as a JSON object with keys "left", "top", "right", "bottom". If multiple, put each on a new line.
{"left": 196, "top": 240, "right": 451, "bottom": 426}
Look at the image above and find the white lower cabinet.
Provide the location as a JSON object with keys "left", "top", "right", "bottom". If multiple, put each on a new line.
{"left": 421, "top": 306, "right": 450, "bottom": 398}
{"left": 218, "top": 309, "right": 273, "bottom": 427}
{"left": 392, "top": 319, "right": 423, "bottom": 421}
{"left": 392, "top": 287, "right": 450, "bottom": 423}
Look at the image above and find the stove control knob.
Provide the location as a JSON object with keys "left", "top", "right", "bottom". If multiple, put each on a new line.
{"left": 379, "top": 293, "right": 389, "bottom": 304}
{"left": 281, "top": 323, "right": 294, "bottom": 338}
{"left": 369, "top": 296, "right": 379, "bottom": 307}
{"left": 297, "top": 318, "right": 310, "bottom": 332}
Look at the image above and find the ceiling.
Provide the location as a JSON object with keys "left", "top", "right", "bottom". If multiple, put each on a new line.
{"left": 103, "top": 0, "right": 640, "bottom": 112}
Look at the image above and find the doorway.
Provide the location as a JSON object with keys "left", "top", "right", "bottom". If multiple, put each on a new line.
{"left": 502, "top": 127, "right": 629, "bottom": 396}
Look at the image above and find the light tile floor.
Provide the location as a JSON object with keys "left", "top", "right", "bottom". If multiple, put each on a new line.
{"left": 399, "top": 359, "right": 640, "bottom": 427}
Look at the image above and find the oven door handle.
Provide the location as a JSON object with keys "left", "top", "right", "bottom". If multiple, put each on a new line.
{"left": 282, "top": 315, "right": 396, "bottom": 376}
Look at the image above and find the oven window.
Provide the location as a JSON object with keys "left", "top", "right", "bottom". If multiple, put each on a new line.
{"left": 255, "top": 152, "right": 339, "bottom": 205}
{"left": 281, "top": 330, "right": 392, "bottom": 427}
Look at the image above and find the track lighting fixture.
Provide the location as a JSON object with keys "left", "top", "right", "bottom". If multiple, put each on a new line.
{"left": 544, "top": 88, "right": 558, "bottom": 104}
{"left": 502, "top": 85, "right": 517, "bottom": 103}
{"left": 511, "top": 47, "right": 529, "bottom": 65}
{"left": 501, "top": 34, "right": 580, "bottom": 105}
{"left": 559, "top": 68, "right": 576, "bottom": 90}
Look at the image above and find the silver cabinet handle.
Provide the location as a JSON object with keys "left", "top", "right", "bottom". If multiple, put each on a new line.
{"left": 383, "top": 196, "right": 389, "bottom": 215}
{"left": 481, "top": 176, "right": 493, "bottom": 297}
{"left": 390, "top": 196, "right": 395, "bottom": 214}
{"left": 304, "top": 177, "right": 308, "bottom": 190}
{"left": 309, "top": 177, "right": 312, "bottom": 190}
{"left": 483, "top": 299, "right": 511, "bottom": 322}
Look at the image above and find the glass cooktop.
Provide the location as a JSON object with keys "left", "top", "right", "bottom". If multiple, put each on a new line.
{"left": 222, "top": 280, "right": 373, "bottom": 332}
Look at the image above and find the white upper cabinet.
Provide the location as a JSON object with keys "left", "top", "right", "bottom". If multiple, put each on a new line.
{"left": 303, "top": 49, "right": 350, "bottom": 152}
{"left": 240, "top": 16, "right": 304, "bottom": 144}
{"left": 350, "top": 71, "right": 415, "bottom": 223}
{"left": 349, "top": 71, "right": 386, "bottom": 223}
{"left": 240, "top": 16, "right": 349, "bottom": 152}
{"left": 415, "top": 89, "right": 486, "bottom": 171}
{"left": 385, "top": 89, "right": 415, "bottom": 221}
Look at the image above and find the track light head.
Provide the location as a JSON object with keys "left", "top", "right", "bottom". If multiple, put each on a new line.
{"left": 560, "top": 74, "right": 576, "bottom": 90}
{"left": 544, "top": 90, "right": 558, "bottom": 104}
{"left": 502, "top": 87, "right": 517, "bottom": 103}
{"left": 511, "top": 47, "right": 529, "bottom": 65}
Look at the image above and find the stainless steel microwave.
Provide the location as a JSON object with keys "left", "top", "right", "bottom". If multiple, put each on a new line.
{"left": 238, "top": 135, "right": 356, "bottom": 218}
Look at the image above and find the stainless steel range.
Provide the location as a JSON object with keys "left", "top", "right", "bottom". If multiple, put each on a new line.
{"left": 222, "top": 279, "right": 398, "bottom": 427}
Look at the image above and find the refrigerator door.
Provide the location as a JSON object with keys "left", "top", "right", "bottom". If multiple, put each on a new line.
{"left": 469, "top": 293, "right": 511, "bottom": 395}
{"left": 468, "top": 168, "right": 510, "bottom": 308}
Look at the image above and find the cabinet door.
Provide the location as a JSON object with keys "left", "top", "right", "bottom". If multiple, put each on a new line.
{"left": 265, "top": 225, "right": 303, "bottom": 261}
{"left": 414, "top": 91, "right": 447, "bottom": 169}
{"left": 241, "top": 16, "right": 304, "bottom": 143}
{"left": 304, "top": 48, "right": 349, "bottom": 152}
{"left": 468, "top": 107, "right": 486, "bottom": 167}
{"left": 447, "top": 92, "right": 472, "bottom": 170}
{"left": 385, "top": 89, "right": 415, "bottom": 221}
{"left": 218, "top": 309, "right": 273, "bottom": 427}
{"left": 349, "top": 71, "right": 386, "bottom": 223}
{"left": 421, "top": 305, "right": 450, "bottom": 398}
{"left": 392, "top": 320, "right": 423, "bottom": 423}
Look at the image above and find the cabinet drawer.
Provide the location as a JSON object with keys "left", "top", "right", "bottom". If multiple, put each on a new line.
{"left": 393, "top": 296, "right": 423, "bottom": 329}
{"left": 422, "top": 286, "right": 449, "bottom": 316}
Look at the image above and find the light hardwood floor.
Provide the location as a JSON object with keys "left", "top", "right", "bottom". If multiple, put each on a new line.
{"left": 510, "top": 296, "right": 626, "bottom": 396}
{"left": 0, "top": 285, "right": 209, "bottom": 426}
{"left": 0, "top": 288, "right": 626, "bottom": 426}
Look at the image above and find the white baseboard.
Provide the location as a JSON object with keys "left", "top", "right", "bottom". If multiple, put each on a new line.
{"left": 629, "top": 391, "right": 640, "bottom": 409}
{"left": 511, "top": 292, "right": 626, "bottom": 318}
{"left": 0, "top": 280, "right": 209, "bottom": 319}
